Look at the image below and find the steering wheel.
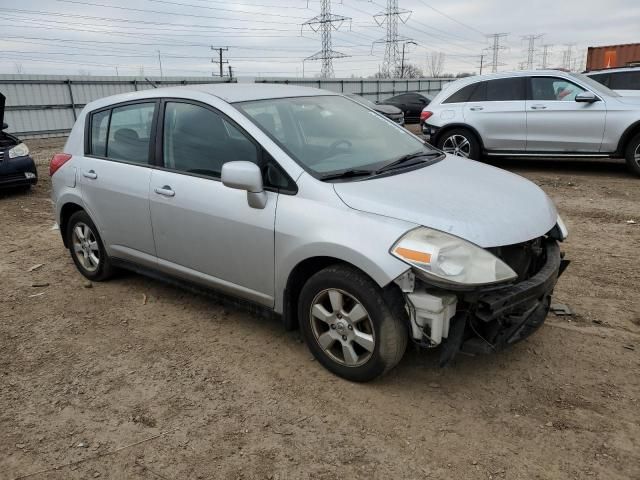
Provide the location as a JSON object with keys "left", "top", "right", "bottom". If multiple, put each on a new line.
{"left": 327, "top": 139, "right": 352, "bottom": 156}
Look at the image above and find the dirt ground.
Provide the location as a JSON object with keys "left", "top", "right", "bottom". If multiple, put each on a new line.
{"left": 1, "top": 137, "right": 639, "bottom": 480}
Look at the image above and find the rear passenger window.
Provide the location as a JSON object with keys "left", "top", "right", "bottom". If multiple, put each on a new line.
{"left": 486, "top": 78, "right": 526, "bottom": 101}
{"left": 443, "top": 83, "right": 479, "bottom": 104}
{"left": 469, "top": 81, "right": 487, "bottom": 101}
{"left": 609, "top": 72, "right": 640, "bottom": 90}
{"left": 107, "top": 103, "right": 155, "bottom": 165}
{"left": 90, "top": 110, "right": 109, "bottom": 157}
{"left": 163, "top": 102, "right": 258, "bottom": 178}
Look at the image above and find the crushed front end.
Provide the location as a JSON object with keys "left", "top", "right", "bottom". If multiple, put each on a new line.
{"left": 395, "top": 233, "right": 569, "bottom": 365}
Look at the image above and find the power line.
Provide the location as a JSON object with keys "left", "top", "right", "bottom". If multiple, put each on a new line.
{"left": 302, "top": 0, "right": 351, "bottom": 78}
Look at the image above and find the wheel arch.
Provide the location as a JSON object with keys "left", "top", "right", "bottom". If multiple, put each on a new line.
{"left": 616, "top": 120, "right": 640, "bottom": 156}
{"left": 59, "top": 202, "right": 85, "bottom": 248}
{"left": 280, "top": 256, "right": 406, "bottom": 331}
{"left": 433, "top": 123, "right": 485, "bottom": 152}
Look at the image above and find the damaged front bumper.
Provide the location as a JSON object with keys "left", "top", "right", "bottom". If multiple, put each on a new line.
{"left": 400, "top": 239, "right": 569, "bottom": 365}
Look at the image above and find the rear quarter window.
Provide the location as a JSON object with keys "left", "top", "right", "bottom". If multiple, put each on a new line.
{"left": 443, "top": 83, "right": 479, "bottom": 104}
{"left": 90, "top": 110, "right": 109, "bottom": 157}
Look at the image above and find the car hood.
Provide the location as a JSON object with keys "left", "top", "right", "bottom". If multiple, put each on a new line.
{"left": 333, "top": 155, "right": 558, "bottom": 248}
{"left": 374, "top": 103, "right": 403, "bottom": 115}
{"left": 613, "top": 95, "right": 640, "bottom": 105}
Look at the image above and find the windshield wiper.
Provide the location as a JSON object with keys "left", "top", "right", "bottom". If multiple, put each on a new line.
{"left": 375, "top": 151, "right": 442, "bottom": 174}
{"left": 320, "top": 169, "right": 375, "bottom": 181}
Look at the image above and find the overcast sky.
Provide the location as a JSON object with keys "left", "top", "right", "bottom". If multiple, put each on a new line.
{"left": 0, "top": 0, "right": 638, "bottom": 78}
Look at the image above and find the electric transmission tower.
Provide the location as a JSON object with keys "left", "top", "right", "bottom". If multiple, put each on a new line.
{"left": 522, "top": 34, "right": 543, "bottom": 70}
{"left": 302, "top": 0, "right": 350, "bottom": 78}
{"left": 484, "top": 33, "right": 508, "bottom": 73}
{"left": 540, "top": 44, "right": 553, "bottom": 69}
{"left": 562, "top": 43, "right": 576, "bottom": 70}
{"left": 373, "top": 0, "right": 412, "bottom": 78}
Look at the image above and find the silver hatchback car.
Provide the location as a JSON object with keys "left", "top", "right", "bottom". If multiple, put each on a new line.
{"left": 51, "top": 84, "right": 568, "bottom": 381}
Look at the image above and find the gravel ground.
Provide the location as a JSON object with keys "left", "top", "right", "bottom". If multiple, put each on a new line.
{"left": 1, "top": 137, "right": 639, "bottom": 480}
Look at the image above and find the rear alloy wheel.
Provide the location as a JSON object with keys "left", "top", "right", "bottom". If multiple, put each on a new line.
{"left": 625, "top": 133, "right": 640, "bottom": 177}
{"left": 437, "top": 128, "right": 481, "bottom": 160}
{"left": 298, "top": 265, "right": 408, "bottom": 382}
{"left": 66, "top": 210, "right": 114, "bottom": 281}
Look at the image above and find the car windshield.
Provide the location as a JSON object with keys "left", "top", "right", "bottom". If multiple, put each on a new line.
{"left": 570, "top": 72, "right": 620, "bottom": 97}
{"left": 235, "top": 95, "right": 437, "bottom": 178}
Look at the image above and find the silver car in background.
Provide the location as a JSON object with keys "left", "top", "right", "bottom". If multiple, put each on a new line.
{"left": 420, "top": 70, "right": 640, "bottom": 176}
{"left": 50, "top": 84, "right": 568, "bottom": 381}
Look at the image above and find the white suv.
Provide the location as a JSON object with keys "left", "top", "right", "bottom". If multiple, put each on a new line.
{"left": 420, "top": 70, "right": 640, "bottom": 176}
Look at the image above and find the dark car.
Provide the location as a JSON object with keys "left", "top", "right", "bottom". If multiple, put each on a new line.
{"left": 0, "top": 93, "right": 37, "bottom": 190}
{"left": 381, "top": 92, "right": 431, "bottom": 123}
{"left": 347, "top": 95, "right": 405, "bottom": 125}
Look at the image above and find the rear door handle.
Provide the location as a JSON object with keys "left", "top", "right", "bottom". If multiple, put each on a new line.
{"left": 154, "top": 185, "right": 175, "bottom": 197}
{"left": 82, "top": 170, "right": 97, "bottom": 180}
{"left": 469, "top": 106, "right": 484, "bottom": 111}
{"left": 530, "top": 105, "right": 547, "bottom": 110}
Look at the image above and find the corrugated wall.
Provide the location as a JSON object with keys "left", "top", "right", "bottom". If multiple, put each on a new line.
{"left": 0, "top": 75, "right": 235, "bottom": 138}
{"left": 254, "top": 77, "right": 456, "bottom": 101}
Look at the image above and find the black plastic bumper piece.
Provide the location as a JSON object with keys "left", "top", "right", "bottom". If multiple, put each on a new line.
{"left": 0, "top": 155, "right": 38, "bottom": 188}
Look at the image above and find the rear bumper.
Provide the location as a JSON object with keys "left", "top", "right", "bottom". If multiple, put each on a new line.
{"left": 441, "top": 240, "right": 568, "bottom": 360}
{"left": 421, "top": 123, "right": 440, "bottom": 144}
{"left": 0, "top": 155, "right": 38, "bottom": 188}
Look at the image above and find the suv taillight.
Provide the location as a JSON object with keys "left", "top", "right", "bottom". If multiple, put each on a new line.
{"left": 49, "top": 153, "right": 72, "bottom": 176}
{"left": 420, "top": 111, "right": 433, "bottom": 123}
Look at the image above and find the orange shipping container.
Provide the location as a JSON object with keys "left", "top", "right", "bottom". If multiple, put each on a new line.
{"left": 586, "top": 43, "right": 640, "bottom": 71}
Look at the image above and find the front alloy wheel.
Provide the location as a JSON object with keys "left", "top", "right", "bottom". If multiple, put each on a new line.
{"left": 309, "top": 289, "right": 375, "bottom": 367}
{"left": 298, "top": 265, "right": 408, "bottom": 382}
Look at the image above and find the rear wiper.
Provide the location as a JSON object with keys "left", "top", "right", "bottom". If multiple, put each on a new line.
{"left": 320, "top": 169, "right": 374, "bottom": 181}
{"left": 375, "top": 151, "right": 442, "bottom": 174}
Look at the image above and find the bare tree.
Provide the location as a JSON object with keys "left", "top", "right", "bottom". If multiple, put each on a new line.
{"left": 426, "top": 52, "right": 446, "bottom": 77}
{"left": 394, "top": 63, "right": 423, "bottom": 78}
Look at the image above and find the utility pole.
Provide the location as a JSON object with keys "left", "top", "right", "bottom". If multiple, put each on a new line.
{"left": 211, "top": 46, "right": 229, "bottom": 77}
{"left": 157, "top": 50, "right": 163, "bottom": 79}
{"left": 302, "top": 0, "right": 350, "bottom": 78}
{"left": 479, "top": 54, "right": 485, "bottom": 75}
{"left": 485, "top": 33, "right": 508, "bottom": 73}
{"left": 522, "top": 34, "right": 543, "bottom": 70}
{"left": 540, "top": 44, "right": 553, "bottom": 69}
{"left": 228, "top": 65, "right": 233, "bottom": 80}
{"left": 399, "top": 40, "right": 417, "bottom": 78}
{"left": 562, "top": 43, "right": 575, "bottom": 70}
{"left": 374, "top": 0, "right": 412, "bottom": 78}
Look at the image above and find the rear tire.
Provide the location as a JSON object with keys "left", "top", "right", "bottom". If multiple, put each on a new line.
{"left": 66, "top": 210, "right": 114, "bottom": 281}
{"left": 437, "top": 128, "right": 481, "bottom": 160}
{"left": 298, "top": 265, "right": 408, "bottom": 382}
{"left": 625, "top": 133, "right": 640, "bottom": 177}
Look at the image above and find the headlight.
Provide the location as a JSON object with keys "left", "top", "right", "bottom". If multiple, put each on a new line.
{"left": 391, "top": 227, "right": 517, "bottom": 287}
{"left": 8, "top": 143, "right": 29, "bottom": 159}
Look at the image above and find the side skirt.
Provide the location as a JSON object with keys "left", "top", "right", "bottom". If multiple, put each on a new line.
{"left": 111, "top": 257, "right": 280, "bottom": 323}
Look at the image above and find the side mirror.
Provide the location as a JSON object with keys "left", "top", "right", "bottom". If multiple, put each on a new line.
{"left": 575, "top": 91, "right": 598, "bottom": 103}
{"left": 221, "top": 161, "right": 267, "bottom": 209}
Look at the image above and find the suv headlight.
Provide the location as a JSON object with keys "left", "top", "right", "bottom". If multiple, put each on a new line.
{"left": 8, "top": 143, "right": 29, "bottom": 159}
{"left": 391, "top": 227, "right": 517, "bottom": 287}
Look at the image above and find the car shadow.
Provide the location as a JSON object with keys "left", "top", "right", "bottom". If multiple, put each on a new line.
{"left": 0, "top": 186, "right": 33, "bottom": 199}
{"left": 483, "top": 156, "right": 630, "bottom": 177}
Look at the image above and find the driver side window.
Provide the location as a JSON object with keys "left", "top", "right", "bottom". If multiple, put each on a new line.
{"left": 163, "top": 101, "right": 258, "bottom": 178}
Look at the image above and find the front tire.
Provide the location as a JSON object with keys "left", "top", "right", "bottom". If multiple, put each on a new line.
{"left": 298, "top": 265, "right": 408, "bottom": 382}
{"left": 66, "top": 210, "right": 114, "bottom": 281}
{"left": 437, "top": 128, "right": 481, "bottom": 160}
{"left": 625, "top": 133, "right": 640, "bottom": 177}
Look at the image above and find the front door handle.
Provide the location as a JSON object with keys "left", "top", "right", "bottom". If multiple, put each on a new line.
{"left": 530, "top": 105, "right": 547, "bottom": 110}
{"left": 82, "top": 170, "right": 97, "bottom": 180}
{"left": 154, "top": 185, "right": 175, "bottom": 197}
{"left": 469, "top": 106, "right": 484, "bottom": 111}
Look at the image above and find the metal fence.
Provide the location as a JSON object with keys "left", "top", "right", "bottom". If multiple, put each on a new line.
{"left": 0, "top": 75, "right": 235, "bottom": 138}
{"left": 254, "top": 77, "right": 456, "bottom": 101}
{"left": 1, "top": 75, "right": 456, "bottom": 139}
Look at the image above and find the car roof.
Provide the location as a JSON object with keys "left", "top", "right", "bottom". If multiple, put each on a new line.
{"left": 82, "top": 83, "right": 338, "bottom": 112}
{"left": 444, "top": 69, "right": 578, "bottom": 88}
